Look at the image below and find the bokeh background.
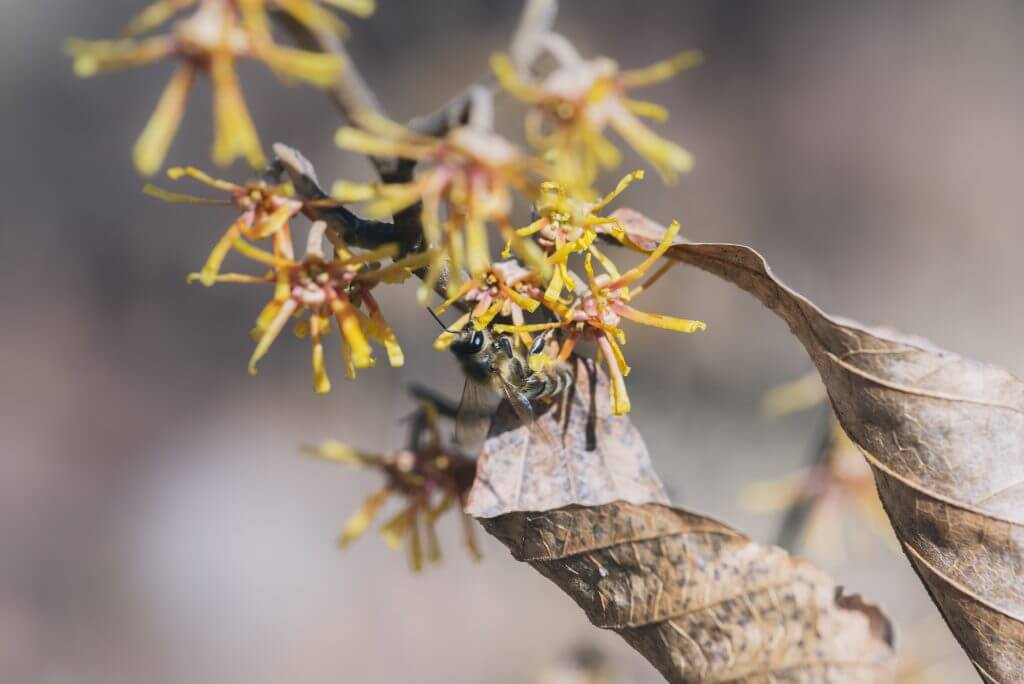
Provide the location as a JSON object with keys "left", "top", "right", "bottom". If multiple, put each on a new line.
{"left": 4, "top": 1, "right": 1022, "bottom": 682}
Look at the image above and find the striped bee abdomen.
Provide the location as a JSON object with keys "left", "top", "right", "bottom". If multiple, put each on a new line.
{"left": 522, "top": 362, "right": 573, "bottom": 401}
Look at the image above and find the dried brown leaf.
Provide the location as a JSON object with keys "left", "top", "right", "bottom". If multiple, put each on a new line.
{"left": 466, "top": 357, "right": 669, "bottom": 518}
{"left": 612, "top": 208, "right": 1024, "bottom": 682}
{"left": 474, "top": 358, "right": 895, "bottom": 683}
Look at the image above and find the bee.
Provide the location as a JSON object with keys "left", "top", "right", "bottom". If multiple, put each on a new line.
{"left": 429, "top": 310, "right": 572, "bottom": 450}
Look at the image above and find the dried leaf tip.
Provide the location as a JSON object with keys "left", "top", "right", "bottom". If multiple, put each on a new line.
{"left": 642, "top": 233, "right": 1024, "bottom": 680}
{"left": 474, "top": 364, "right": 894, "bottom": 682}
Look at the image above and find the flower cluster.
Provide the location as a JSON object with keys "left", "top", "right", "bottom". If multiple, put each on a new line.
{"left": 71, "top": 4, "right": 713, "bottom": 577}
{"left": 304, "top": 398, "right": 482, "bottom": 571}
{"left": 318, "top": 37, "right": 706, "bottom": 415}
{"left": 148, "top": 166, "right": 427, "bottom": 392}
{"left": 496, "top": 217, "right": 705, "bottom": 414}
{"left": 75, "top": 5, "right": 708, "bottom": 413}
{"left": 66, "top": 0, "right": 373, "bottom": 175}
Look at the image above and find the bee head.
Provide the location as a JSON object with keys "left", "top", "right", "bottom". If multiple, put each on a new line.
{"left": 450, "top": 323, "right": 486, "bottom": 358}
{"left": 428, "top": 308, "right": 485, "bottom": 358}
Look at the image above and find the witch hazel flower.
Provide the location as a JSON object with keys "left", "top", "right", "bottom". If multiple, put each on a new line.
{"left": 513, "top": 169, "right": 642, "bottom": 303}
{"left": 145, "top": 165, "right": 304, "bottom": 286}
{"left": 192, "top": 220, "right": 430, "bottom": 393}
{"left": 492, "top": 45, "right": 701, "bottom": 192}
{"left": 66, "top": 0, "right": 368, "bottom": 175}
{"left": 333, "top": 114, "right": 550, "bottom": 301}
{"left": 431, "top": 259, "right": 547, "bottom": 352}
{"left": 304, "top": 399, "right": 481, "bottom": 571}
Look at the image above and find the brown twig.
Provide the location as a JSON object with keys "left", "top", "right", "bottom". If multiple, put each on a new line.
{"left": 404, "top": 76, "right": 499, "bottom": 138}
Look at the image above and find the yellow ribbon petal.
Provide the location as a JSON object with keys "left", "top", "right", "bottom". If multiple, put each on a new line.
{"left": 338, "top": 487, "right": 391, "bottom": 548}
{"left": 134, "top": 64, "right": 195, "bottom": 176}
{"left": 618, "top": 49, "right": 703, "bottom": 88}
{"left": 378, "top": 504, "right": 416, "bottom": 551}
{"left": 248, "top": 298, "right": 297, "bottom": 374}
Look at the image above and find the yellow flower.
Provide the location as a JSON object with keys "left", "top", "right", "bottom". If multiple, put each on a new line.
{"left": 741, "top": 371, "right": 897, "bottom": 562}
{"left": 492, "top": 49, "right": 701, "bottom": 191}
{"left": 304, "top": 399, "right": 482, "bottom": 571}
{"left": 65, "top": 0, "right": 368, "bottom": 175}
{"left": 333, "top": 115, "right": 549, "bottom": 302}
{"left": 191, "top": 220, "right": 429, "bottom": 393}
{"left": 496, "top": 220, "right": 705, "bottom": 415}
{"left": 512, "top": 170, "right": 641, "bottom": 303}
{"left": 431, "top": 259, "right": 546, "bottom": 351}
{"left": 247, "top": 0, "right": 375, "bottom": 41}
{"left": 741, "top": 421, "right": 895, "bottom": 563}
{"left": 145, "top": 166, "right": 303, "bottom": 286}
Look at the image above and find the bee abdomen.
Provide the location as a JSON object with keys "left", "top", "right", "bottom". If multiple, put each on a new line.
{"left": 524, "top": 363, "right": 573, "bottom": 401}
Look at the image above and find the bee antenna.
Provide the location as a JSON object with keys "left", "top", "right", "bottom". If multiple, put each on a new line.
{"left": 427, "top": 307, "right": 457, "bottom": 333}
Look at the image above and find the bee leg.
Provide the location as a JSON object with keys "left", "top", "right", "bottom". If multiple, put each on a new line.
{"left": 497, "top": 336, "right": 515, "bottom": 359}
{"left": 521, "top": 374, "right": 545, "bottom": 401}
{"left": 557, "top": 382, "right": 571, "bottom": 444}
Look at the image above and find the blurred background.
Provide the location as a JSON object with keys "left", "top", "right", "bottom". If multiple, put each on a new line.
{"left": 4, "top": 0, "right": 1022, "bottom": 681}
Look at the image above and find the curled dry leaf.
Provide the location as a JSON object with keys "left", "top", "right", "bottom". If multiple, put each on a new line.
{"left": 466, "top": 357, "right": 670, "bottom": 518}
{"left": 474, "top": 358, "right": 895, "bottom": 683}
{"left": 611, "top": 208, "right": 1024, "bottom": 682}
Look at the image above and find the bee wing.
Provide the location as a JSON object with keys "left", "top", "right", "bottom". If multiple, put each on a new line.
{"left": 496, "top": 377, "right": 560, "bottom": 453}
{"left": 455, "top": 379, "right": 495, "bottom": 453}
